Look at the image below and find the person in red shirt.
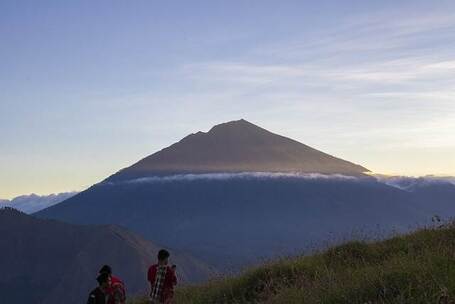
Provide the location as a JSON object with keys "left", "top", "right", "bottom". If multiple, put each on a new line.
{"left": 147, "top": 249, "right": 177, "bottom": 304}
{"left": 99, "top": 265, "right": 126, "bottom": 304}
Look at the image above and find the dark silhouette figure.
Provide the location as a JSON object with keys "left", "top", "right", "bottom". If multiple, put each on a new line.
{"left": 87, "top": 273, "right": 110, "bottom": 304}
{"left": 147, "top": 249, "right": 177, "bottom": 304}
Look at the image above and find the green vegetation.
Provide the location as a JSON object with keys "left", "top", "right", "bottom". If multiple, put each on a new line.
{"left": 131, "top": 224, "right": 455, "bottom": 303}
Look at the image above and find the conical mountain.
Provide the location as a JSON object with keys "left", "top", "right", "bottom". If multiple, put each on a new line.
{"left": 37, "top": 120, "right": 393, "bottom": 271}
{"left": 109, "top": 119, "right": 368, "bottom": 181}
{"left": 35, "top": 120, "right": 455, "bottom": 272}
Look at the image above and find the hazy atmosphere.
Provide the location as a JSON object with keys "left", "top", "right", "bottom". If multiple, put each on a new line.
{"left": 3, "top": 2, "right": 455, "bottom": 304}
{"left": 1, "top": 0, "right": 455, "bottom": 198}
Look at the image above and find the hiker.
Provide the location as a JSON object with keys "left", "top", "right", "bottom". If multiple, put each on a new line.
{"left": 147, "top": 249, "right": 177, "bottom": 304}
{"left": 87, "top": 272, "right": 111, "bottom": 304}
{"left": 99, "top": 265, "right": 126, "bottom": 304}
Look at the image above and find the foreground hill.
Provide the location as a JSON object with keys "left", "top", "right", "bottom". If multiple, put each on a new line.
{"left": 132, "top": 223, "right": 455, "bottom": 304}
{"left": 0, "top": 208, "right": 211, "bottom": 304}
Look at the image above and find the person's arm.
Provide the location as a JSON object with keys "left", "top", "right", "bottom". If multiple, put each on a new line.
{"left": 147, "top": 266, "right": 156, "bottom": 286}
{"left": 171, "top": 269, "right": 177, "bottom": 286}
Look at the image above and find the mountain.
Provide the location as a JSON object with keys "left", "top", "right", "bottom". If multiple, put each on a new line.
{"left": 0, "top": 208, "right": 211, "bottom": 304}
{"left": 109, "top": 119, "right": 368, "bottom": 181}
{"left": 0, "top": 192, "right": 78, "bottom": 213}
{"left": 36, "top": 120, "right": 455, "bottom": 270}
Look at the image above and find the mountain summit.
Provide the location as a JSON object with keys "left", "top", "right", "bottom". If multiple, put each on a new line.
{"left": 110, "top": 119, "right": 368, "bottom": 181}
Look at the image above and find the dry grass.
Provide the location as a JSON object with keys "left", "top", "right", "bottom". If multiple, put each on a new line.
{"left": 130, "top": 224, "right": 455, "bottom": 304}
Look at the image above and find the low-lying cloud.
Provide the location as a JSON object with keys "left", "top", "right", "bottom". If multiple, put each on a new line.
{"left": 104, "top": 172, "right": 359, "bottom": 186}
{"left": 102, "top": 172, "right": 455, "bottom": 192}
{"left": 373, "top": 175, "right": 455, "bottom": 191}
{"left": 0, "top": 192, "right": 78, "bottom": 214}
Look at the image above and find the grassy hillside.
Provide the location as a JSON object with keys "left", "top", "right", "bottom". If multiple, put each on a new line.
{"left": 131, "top": 224, "right": 455, "bottom": 303}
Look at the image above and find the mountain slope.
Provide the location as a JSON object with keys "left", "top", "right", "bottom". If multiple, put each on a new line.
{"left": 109, "top": 119, "right": 368, "bottom": 181}
{"left": 132, "top": 224, "right": 455, "bottom": 304}
{"left": 36, "top": 176, "right": 436, "bottom": 269}
{"left": 0, "top": 208, "right": 211, "bottom": 304}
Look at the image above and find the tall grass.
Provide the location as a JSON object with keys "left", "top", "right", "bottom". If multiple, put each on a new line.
{"left": 131, "top": 224, "right": 455, "bottom": 303}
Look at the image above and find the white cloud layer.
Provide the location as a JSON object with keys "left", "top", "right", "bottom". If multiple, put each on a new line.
{"left": 373, "top": 175, "right": 455, "bottom": 191}
{"left": 103, "top": 172, "right": 455, "bottom": 191}
{"left": 0, "top": 192, "right": 78, "bottom": 214}
{"left": 104, "top": 172, "right": 358, "bottom": 185}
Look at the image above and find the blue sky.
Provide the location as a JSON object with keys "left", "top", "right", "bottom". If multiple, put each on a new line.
{"left": 1, "top": 0, "right": 455, "bottom": 198}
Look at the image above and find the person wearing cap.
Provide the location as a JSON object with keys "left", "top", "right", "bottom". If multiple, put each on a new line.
{"left": 99, "top": 265, "right": 126, "bottom": 304}
{"left": 87, "top": 272, "right": 111, "bottom": 304}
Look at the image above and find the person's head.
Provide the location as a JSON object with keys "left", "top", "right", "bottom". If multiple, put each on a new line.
{"left": 99, "top": 265, "right": 112, "bottom": 276}
{"left": 96, "top": 272, "right": 111, "bottom": 290}
{"left": 157, "top": 249, "right": 170, "bottom": 265}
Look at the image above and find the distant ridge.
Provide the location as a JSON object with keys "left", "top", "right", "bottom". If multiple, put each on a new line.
{"left": 109, "top": 119, "right": 368, "bottom": 181}
{"left": 0, "top": 192, "right": 78, "bottom": 213}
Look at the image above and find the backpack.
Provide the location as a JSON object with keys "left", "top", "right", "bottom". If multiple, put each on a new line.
{"left": 111, "top": 280, "right": 126, "bottom": 304}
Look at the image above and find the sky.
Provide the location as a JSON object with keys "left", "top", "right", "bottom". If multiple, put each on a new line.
{"left": 1, "top": 0, "right": 455, "bottom": 199}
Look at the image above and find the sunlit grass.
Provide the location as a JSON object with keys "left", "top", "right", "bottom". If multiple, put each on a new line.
{"left": 130, "top": 223, "right": 455, "bottom": 303}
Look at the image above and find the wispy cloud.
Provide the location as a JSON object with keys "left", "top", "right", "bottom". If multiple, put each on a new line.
{"left": 182, "top": 57, "right": 455, "bottom": 90}
{"left": 173, "top": 10, "right": 455, "bottom": 157}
